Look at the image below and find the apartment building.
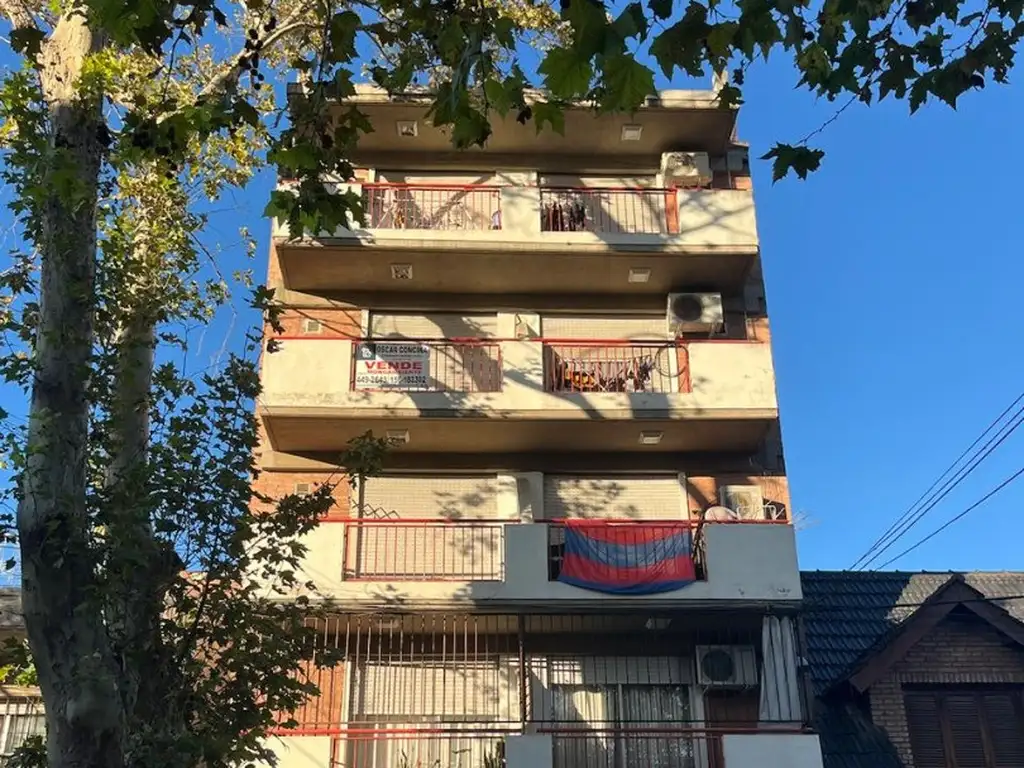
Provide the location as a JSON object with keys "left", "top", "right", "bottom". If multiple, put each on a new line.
{"left": 258, "top": 84, "right": 823, "bottom": 768}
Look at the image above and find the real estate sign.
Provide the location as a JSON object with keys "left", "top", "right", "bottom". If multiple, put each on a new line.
{"left": 354, "top": 342, "right": 430, "bottom": 390}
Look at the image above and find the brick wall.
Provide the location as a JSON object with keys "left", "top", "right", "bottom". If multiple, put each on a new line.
{"left": 251, "top": 471, "right": 351, "bottom": 519}
{"left": 686, "top": 474, "right": 790, "bottom": 521}
{"left": 269, "top": 308, "right": 362, "bottom": 338}
{"left": 868, "top": 612, "right": 1024, "bottom": 766}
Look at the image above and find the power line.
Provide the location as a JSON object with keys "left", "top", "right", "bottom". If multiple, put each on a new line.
{"left": 874, "top": 464, "right": 1024, "bottom": 569}
{"left": 852, "top": 397, "right": 1024, "bottom": 570}
{"left": 850, "top": 391, "right": 1024, "bottom": 569}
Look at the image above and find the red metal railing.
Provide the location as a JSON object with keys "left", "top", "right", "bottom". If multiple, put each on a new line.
{"left": 362, "top": 184, "right": 502, "bottom": 231}
{"left": 351, "top": 339, "right": 503, "bottom": 393}
{"left": 540, "top": 187, "right": 678, "bottom": 234}
{"left": 324, "top": 728, "right": 779, "bottom": 768}
{"left": 543, "top": 341, "right": 687, "bottom": 394}
{"left": 342, "top": 519, "right": 506, "bottom": 581}
{"left": 330, "top": 730, "right": 512, "bottom": 768}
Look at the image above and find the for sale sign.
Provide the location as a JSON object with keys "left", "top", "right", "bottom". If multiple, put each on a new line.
{"left": 354, "top": 342, "right": 430, "bottom": 390}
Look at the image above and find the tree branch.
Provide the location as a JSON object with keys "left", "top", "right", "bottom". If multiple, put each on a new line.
{"left": 197, "top": 12, "right": 318, "bottom": 101}
{"left": 0, "top": 0, "right": 38, "bottom": 32}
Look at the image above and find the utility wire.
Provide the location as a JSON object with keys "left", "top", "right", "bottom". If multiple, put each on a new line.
{"left": 874, "top": 464, "right": 1024, "bottom": 569}
{"left": 851, "top": 394, "right": 1024, "bottom": 570}
{"left": 856, "top": 406, "right": 1024, "bottom": 570}
{"left": 850, "top": 390, "right": 1024, "bottom": 569}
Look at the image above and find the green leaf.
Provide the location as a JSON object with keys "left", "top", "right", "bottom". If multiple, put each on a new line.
{"left": 760, "top": 143, "right": 826, "bottom": 181}
{"left": 539, "top": 47, "right": 594, "bottom": 97}
{"left": 612, "top": 3, "right": 649, "bottom": 40}
{"left": 648, "top": 0, "right": 674, "bottom": 20}
{"left": 533, "top": 101, "right": 566, "bottom": 135}
{"left": 706, "top": 21, "right": 738, "bottom": 57}
{"left": 494, "top": 16, "right": 516, "bottom": 46}
{"left": 601, "top": 54, "right": 656, "bottom": 110}
{"left": 565, "top": 0, "right": 610, "bottom": 57}
{"left": 328, "top": 11, "right": 360, "bottom": 62}
{"left": 9, "top": 28, "right": 45, "bottom": 58}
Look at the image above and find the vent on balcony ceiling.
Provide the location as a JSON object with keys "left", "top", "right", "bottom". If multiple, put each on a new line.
{"left": 390, "top": 264, "right": 413, "bottom": 280}
{"left": 695, "top": 645, "right": 758, "bottom": 687}
{"left": 385, "top": 430, "right": 410, "bottom": 445}
{"left": 302, "top": 318, "right": 323, "bottom": 334}
{"left": 667, "top": 292, "right": 724, "bottom": 335}
{"left": 396, "top": 121, "right": 418, "bottom": 138}
{"left": 294, "top": 482, "right": 312, "bottom": 497}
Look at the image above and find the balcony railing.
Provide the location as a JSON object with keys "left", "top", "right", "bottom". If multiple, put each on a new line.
{"left": 362, "top": 184, "right": 502, "bottom": 231}
{"left": 325, "top": 729, "right": 757, "bottom": 768}
{"left": 342, "top": 519, "right": 506, "bottom": 581}
{"left": 540, "top": 187, "right": 678, "bottom": 234}
{"left": 543, "top": 341, "right": 687, "bottom": 394}
{"left": 351, "top": 339, "right": 503, "bottom": 393}
{"left": 334, "top": 729, "right": 510, "bottom": 768}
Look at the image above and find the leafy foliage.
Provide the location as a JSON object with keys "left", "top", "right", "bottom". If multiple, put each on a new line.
{"left": 0, "top": 0, "right": 1017, "bottom": 761}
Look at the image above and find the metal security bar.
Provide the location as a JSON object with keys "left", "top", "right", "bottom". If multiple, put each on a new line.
{"left": 540, "top": 188, "right": 677, "bottom": 234}
{"left": 543, "top": 342, "right": 685, "bottom": 394}
{"left": 351, "top": 340, "right": 503, "bottom": 393}
{"left": 362, "top": 184, "right": 502, "bottom": 231}
{"left": 333, "top": 730, "right": 510, "bottom": 768}
{"left": 272, "top": 612, "right": 802, "bottom": 734}
{"left": 547, "top": 728, "right": 725, "bottom": 768}
{"left": 343, "top": 520, "right": 506, "bottom": 581}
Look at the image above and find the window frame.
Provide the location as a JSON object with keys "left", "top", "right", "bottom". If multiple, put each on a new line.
{"left": 902, "top": 684, "right": 1024, "bottom": 768}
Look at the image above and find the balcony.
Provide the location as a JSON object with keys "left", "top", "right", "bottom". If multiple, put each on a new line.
{"left": 262, "top": 608, "right": 823, "bottom": 768}
{"left": 279, "top": 519, "right": 800, "bottom": 608}
{"left": 271, "top": 183, "right": 758, "bottom": 296}
{"left": 259, "top": 339, "right": 776, "bottom": 455}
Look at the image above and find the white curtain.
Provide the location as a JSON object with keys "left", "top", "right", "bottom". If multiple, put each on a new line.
{"left": 758, "top": 615, "right": 802, "bottom": 725}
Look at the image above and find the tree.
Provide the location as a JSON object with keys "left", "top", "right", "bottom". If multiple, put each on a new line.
{"left": 0, "top": 0, "right": 1017, "bottom": 764}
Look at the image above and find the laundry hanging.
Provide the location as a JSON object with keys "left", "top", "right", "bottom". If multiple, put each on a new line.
{"left": 557, "top": 521, "right": 696, "bottom": 594}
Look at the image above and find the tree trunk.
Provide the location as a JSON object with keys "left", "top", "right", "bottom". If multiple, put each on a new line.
{"left": 17, "top": 13, "right": 125, "bottom": 768}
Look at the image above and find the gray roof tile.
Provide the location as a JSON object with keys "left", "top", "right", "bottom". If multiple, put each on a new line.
{"left": 801, "top": 570, "right": 1024, "bottom": 768}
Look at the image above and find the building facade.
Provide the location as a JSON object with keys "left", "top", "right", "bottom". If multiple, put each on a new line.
{"left": 258, "top": 84, "right": 822, "bottom": 768}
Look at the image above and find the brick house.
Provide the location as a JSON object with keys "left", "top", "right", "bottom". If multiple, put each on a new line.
{"left": 802, "top": 571, "right": 1024, "bottom": 768}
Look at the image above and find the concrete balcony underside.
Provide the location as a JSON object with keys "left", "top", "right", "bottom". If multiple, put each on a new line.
{"left": 275, "top": 240, "right": 756, "bottom": 295}
{"left": 261, "top": 410, "right": 775, "bottom": 454}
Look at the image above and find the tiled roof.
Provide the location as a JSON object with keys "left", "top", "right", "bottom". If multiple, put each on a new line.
{"left": 801, "top": 570, "right": 1024, "bottom": 768}
{"left": 801, "top": 570, "right": 1024, "bottom": 694}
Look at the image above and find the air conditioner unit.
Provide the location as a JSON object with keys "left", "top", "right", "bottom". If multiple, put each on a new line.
{"left": 667, "top": 293, "right": 724, "bottom": 335}
{"left": 696, "top": 645, "right": 758, "bottom": 687}
{"left": 720, "top": 485, "right": 765, "bottom": 521}
{"left": 658, "top": 152, "right": 712, "bottom": 188}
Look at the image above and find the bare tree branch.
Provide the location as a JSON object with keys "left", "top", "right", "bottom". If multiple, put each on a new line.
{"left": 0, "top": 0, "right": 39, "bottom": 32}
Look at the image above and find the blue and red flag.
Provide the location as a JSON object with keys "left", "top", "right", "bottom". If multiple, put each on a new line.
{"left": 557, "top": 521, "right": 696, "bottom": 594}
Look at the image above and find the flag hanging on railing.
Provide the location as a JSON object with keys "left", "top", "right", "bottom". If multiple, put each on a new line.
{"left": 557, "top": 522, "right": 696, "bottom": 594}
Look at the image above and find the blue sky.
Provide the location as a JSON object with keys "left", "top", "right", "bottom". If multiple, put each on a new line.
{"left": 2, "top": 22, "right": 1022, "bottom": 575}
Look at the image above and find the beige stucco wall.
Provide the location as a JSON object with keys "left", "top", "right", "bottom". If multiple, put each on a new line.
{"left": 259, "top": 735, "right": 333, "bottom": 768}
{"left": 259, "top": 334, "right": 777, "bottom": 417}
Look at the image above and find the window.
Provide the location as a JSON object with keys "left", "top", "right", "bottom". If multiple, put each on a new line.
{"left": 0, "top": 698, "right": 45, "bottom": 757}
{"left": 903, "top": 685, "right": 1024, "bottom": 768}
{"left": 550, "top": 682, "right": 694, "bottom": 768}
